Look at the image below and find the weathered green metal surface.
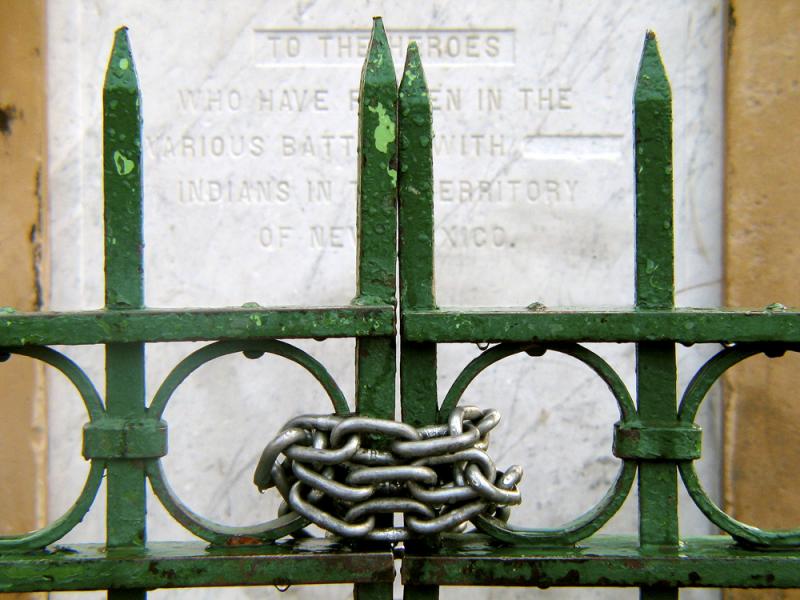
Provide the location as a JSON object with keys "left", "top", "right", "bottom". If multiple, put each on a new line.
{"left": 103, "top": 28, "right": 143, "bottom": 312}
{"left": 6, "top": 306, "right": 800, "bottom": 346}
{"left": 634, "top": 33, "right": 677, "bottom": 547}
{"left": 398, "top": 42, "right": 438, "bottom": 432}
{"left": 398, "top": 43, "right": 441, "bottom": 600}
{"left": 634, "top": 34, "right": 675, "bottom": 313}
{"left": 0, "top": 347, "right": 105, "bottom": 551}
{"left": 678, "top": 344, "right": 800, "bottom": 548}
{"left": 103, "top": 27, "right": 148, "bottom": 600}
{"left": 147, "top": 339, "right": 347, "bottom": 544}
{"left": 354, "top": 18, "right": 397, "bottom": 426}
{"left": 398, "top": 42, "right": 435, "bottom": 314}
{"left": 0, "top": 540, "right": 395, "bottom": 593}
{"left": 83, "top": 418, "right": 167, "bottom": 459}
{"left": 0, "top": 306, "right": 394, "bottom": 346}
{"left": 613, "top": 422, "right": 702, "bottom": 461}
{"left": 634, "top": 32, "right": 678, "bottom": 600}
{"left": 353, "top": 18, "right": 397, "bottom": 600}
{"left": 402, "top": 307, "right": 800, "bottom": 343}
{"left": 355, "top": 17, "right": 398, "bottom": 310}
{"left": 438, "top": 342, "right": 637, "bottom": 545}
{"left": 401, "top": 535, "right": 800, "bottom": 588}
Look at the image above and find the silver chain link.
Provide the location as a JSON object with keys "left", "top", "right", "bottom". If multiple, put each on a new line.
{"left": 254, "top": 406, "right": 522, "bottom": 542}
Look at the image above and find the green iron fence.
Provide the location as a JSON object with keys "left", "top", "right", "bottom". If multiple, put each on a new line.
{"left": 2, "top": 17, "right": 800, "bottom": 599}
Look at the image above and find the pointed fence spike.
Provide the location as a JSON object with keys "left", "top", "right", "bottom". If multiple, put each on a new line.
{"left": 398, "top": 41, "right": 435, "bottom": 312}
{"left": 102, "top": 28, "right": 148, "bottom": 562}
{"left": 104, "top": 27, "right": 139, "bottom": 93}
{"left": 632, "top": 31, "right": 680, "bottom": 558}
{"left": 354, "top": 18, "right": 398, "bottom": 426}
{"left": 353, "top": 20, "right": 398, "bottom": 576}
{"left": 634, "top": 30, "right": 673, "bottom": 310}
{"left": 104, "top": 26, "right": 143, "bottom": 309}
{"left": 398, "top": 42, "right": 437, "bottom": 430}
{"left": 355, "top": 16, "right": 398, "bottom": 306}
{"left": 360, "top": 17, "right": 396, "bottom": 91}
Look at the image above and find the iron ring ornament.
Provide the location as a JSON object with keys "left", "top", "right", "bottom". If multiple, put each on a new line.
{"left": 678, "top": 343, "right": 800, "bottom": 548}
{"left": 439, "top": 342, "right": 638, "bottom": 545}
{"left": 146, "top": 339, "right": 350, "bottom": 545}
{"left": 7, "top": 341, "right": 799, "bottom": 549}
{"left": 0, "top": 347, "right": 106, "bottom": 551}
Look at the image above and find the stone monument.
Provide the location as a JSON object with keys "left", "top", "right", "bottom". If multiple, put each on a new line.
{"left": 46, "top": 2, "right": 724, "bottom": 598}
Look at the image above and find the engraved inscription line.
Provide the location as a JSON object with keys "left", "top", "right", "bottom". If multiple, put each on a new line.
{"left": 252, "top": 28, "right": 515, "bottom": 66}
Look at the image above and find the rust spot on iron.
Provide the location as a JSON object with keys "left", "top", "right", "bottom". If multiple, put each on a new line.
{"left": 624, "top": 559, "right": 644, "bottom": 569}
{"left": 226, "top": 536, "right": 263, "bottom": 546}
{"left": 147, "top": 561, "right": 178, "bottom": 580}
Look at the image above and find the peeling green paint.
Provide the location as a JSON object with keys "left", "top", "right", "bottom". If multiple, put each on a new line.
{"left": 113, "top": 150, "right": 135, "bottom": 175}
{"left": 353, "top": 28, "right": 397, "bottom": 599}
{"left": 402, "top": 535, "right": 800, "bottom": 588}
{"left": 400, "top": 308, "right": 800, "bottom": 343}
{"left": 0, "top": 307, "right": 394, "bottom": 346}
{"left": 368, "top": 103, "right": 395, "bottom": 153}
{"left": 0, "top": 541, "right": 395, "bottom": 592}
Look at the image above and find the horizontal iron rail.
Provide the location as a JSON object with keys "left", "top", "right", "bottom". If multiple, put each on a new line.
{"left": 0, "top": 305, "right": 395, "bottom": 346}
{"left": 0, "top": 540, "right": 395, "bottom": 593}
{"left": 401, "top": 535, "right": 800, "bottom": 588}
{"left": 403, "top": 308, "right": 800, "bottom": 343}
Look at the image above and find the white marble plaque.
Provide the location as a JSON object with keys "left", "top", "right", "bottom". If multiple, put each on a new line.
{"left": 46, "top": 2, "right": 724, "bottom": 599}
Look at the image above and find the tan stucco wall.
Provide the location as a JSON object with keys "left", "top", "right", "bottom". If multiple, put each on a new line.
{"left": 0, "top": 4, "right": 48, "bottom": 599}
{"left": 725, "top": 0, "right": 800, "bottom": 598}
{"left": 0, "top": 0, "right": 48, "bottom": 559}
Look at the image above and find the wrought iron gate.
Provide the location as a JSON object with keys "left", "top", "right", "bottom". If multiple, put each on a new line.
{"left": 2, "top": 18, "right": 800, "bottom": 599}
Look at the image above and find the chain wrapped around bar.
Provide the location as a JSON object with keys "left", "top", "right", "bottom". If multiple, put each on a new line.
{"left": 253, "top": 406, "right": 522, "bottom": 541}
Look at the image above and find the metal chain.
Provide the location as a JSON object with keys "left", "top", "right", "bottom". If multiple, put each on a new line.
{"left": 254, "top": 406, "right": 523, "bottom": 542}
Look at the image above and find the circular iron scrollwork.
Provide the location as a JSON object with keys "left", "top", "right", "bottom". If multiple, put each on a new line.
{"left": 440, "top": 342, "right": 638, "bottom": 545}
{"left": 147, "top": 340, "right": 349, "bottom": 545}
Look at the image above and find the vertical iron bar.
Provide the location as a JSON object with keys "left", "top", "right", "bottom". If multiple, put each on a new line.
{"left": 354, "top": 17, "right": 397, "bottom": 600}
{"left": 398, "top": 42, "right": 439, "bottom": 600}
{"left": 103, "top": 27, "right": 147, "bottom": 600}
{"left": 634, "top": 32, "right": 678, "bottom": 600}
{"left": 354, "top": 17, "right": 397, "bottom": 421}
{"left": 399, "top": 42, "right": 437, "bottom": 428}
